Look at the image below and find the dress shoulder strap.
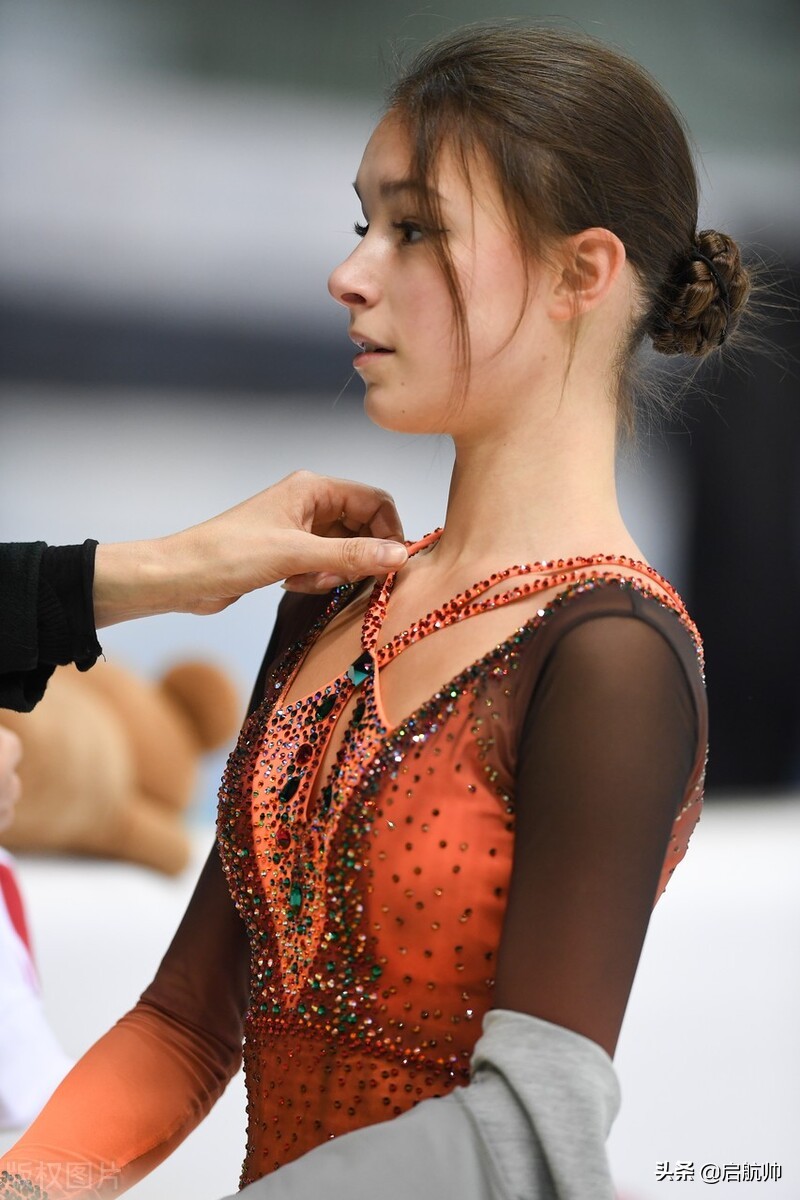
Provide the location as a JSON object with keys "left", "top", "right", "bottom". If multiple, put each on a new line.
{"left": 361, "top": 529, "right": 696, "bottom": 667}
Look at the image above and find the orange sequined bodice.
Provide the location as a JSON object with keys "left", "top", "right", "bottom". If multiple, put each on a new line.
{"left": 217, "top": 531, "right": 704, "bottom": 1184}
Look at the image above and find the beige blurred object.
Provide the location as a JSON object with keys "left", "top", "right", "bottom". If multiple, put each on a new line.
{"left": 0, "top": 726, "right": 23, "bottom": 835}
{"left": 0, "top": 660, "right": 241, "bottom": 874}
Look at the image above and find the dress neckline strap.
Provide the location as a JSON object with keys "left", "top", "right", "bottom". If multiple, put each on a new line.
{"left": 359, "top": 527, "right": 692, "bottom": 663}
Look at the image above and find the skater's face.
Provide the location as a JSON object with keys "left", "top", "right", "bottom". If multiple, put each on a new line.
{"left": 328, "top": 112, "right": 551, "bottom": 438}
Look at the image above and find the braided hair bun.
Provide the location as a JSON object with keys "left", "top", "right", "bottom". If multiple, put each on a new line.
{"left": 649, "top": 230, "right": 751, "bottom": 357}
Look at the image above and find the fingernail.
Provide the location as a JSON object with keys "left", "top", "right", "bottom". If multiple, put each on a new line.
{"left": 376, "top": 542, "right": 408, "bottom": 567}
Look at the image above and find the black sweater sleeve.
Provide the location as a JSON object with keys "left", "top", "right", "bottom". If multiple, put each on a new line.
{"left": 0, "top": 540, "right": 102, "bottom": 712}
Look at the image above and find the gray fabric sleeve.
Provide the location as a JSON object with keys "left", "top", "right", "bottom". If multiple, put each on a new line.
{"left": 221, "top": 1008, "right": 619, "bottom": 1200}
{"left": 461, "top": 1009, "right": 620, "bottom": 1200}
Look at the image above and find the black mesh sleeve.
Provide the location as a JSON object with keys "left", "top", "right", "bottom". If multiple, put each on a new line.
{"left": 494, "top": 600, "right": 704, "bottom": 1058}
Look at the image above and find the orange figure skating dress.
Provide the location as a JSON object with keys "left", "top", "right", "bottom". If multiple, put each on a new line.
{"left": 0, "top": 530, "right": 706, "bottom": 1200}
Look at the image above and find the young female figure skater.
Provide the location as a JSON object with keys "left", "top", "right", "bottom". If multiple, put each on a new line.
{"left": 1, "top": 24, "right": 750, "bottom": 1200}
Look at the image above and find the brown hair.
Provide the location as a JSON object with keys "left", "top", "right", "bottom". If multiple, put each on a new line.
{"left": 387, "top": 24, "right": 751, "bottom": 430}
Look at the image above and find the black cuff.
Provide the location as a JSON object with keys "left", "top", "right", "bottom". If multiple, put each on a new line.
{"left": 37, "top": 540, "right": 103, "bottom": 670}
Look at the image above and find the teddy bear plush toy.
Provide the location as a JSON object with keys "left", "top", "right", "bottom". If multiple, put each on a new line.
{"left": 0, "top": 657, "right": 241, "bottom": 1131}
{"left": 0, "top": 658, "right": 241, "bottom": 874}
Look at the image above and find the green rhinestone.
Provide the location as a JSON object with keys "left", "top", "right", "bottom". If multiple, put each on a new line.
{"left": 315, "top": 694, "right": 336, "bottom": 720}
{"left": 346, "top": 652, "right": 372, "bottom": 687}
{"left": 280, "top": 774, "right": 301, "bottom": 802}
{"left": 289, "top": 883, "right": 303, "bottom": 910}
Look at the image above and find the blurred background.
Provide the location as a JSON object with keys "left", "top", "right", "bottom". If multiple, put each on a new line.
{"left": 1, "top": 1, "right": 799, "bottom": 1197}
{"left": 1, "top": 0, "right": 799, "bottom": 789}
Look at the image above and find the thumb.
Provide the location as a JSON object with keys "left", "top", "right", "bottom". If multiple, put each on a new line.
{"left": 281, "top": 535, "right": 409, "bottom": 594}
{"left": 306, "top": 534, "right": 409, "bottom": 578}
